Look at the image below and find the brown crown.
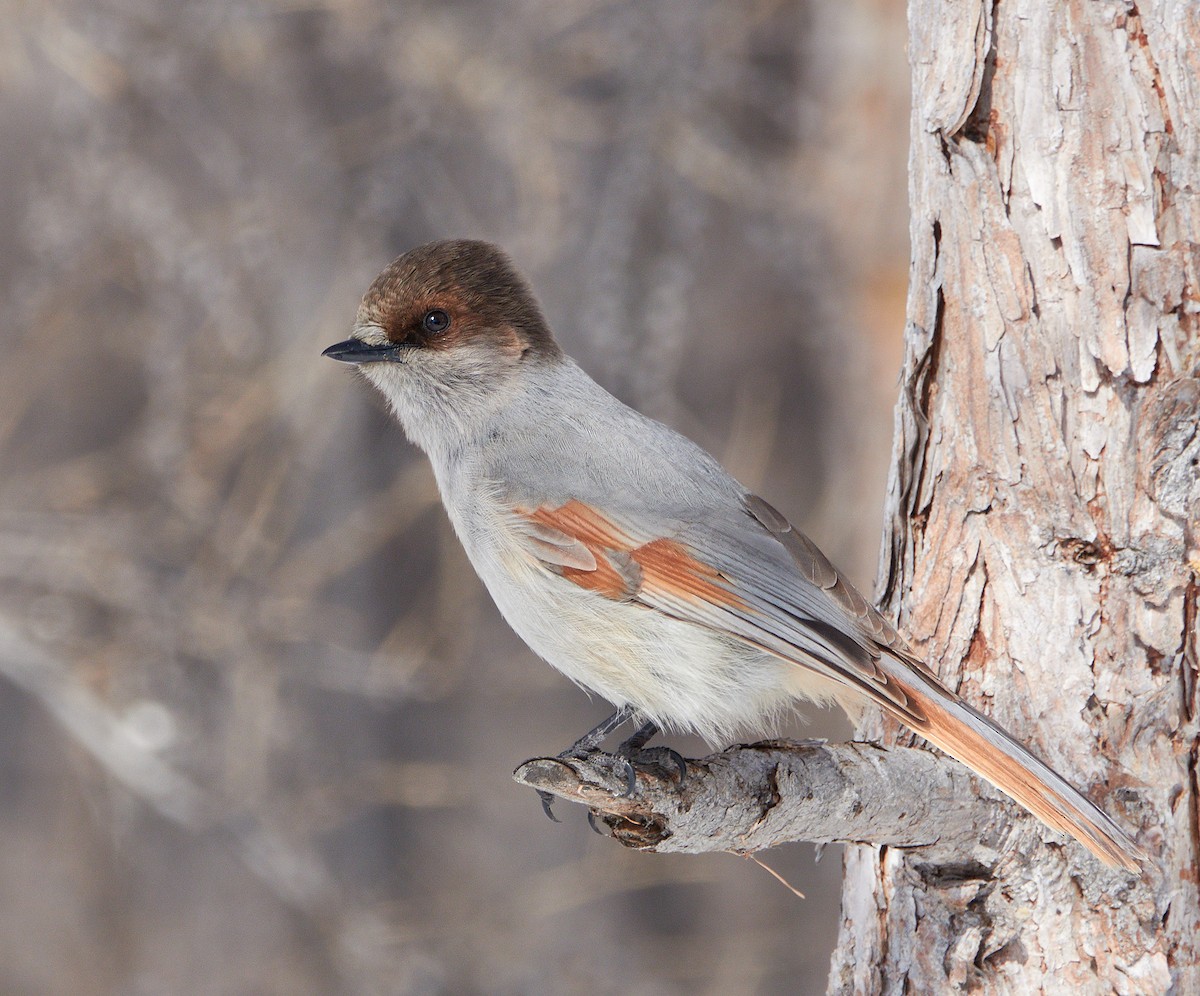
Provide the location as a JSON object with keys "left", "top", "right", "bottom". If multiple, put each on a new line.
{"left": 358, "top": 240, "right": 562, "bottom": 361}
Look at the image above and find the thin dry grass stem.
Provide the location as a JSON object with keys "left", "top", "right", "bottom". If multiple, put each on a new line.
{"left": 743, "top": 853, "right": 807, "bottom": 899}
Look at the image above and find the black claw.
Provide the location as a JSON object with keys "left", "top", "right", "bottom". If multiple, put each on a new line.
{"left": 587, "top": 811, "right": 605, "bottom": 836}
{"left": 662, "top": 748, "right": 688, "bottom": 784}
{"left": 537, "top": 790, "right": 561, "bottom": 823}
{"left": 618, "top": 759, "right": 638, "bottom": 797}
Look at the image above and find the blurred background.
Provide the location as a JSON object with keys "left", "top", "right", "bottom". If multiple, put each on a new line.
{"left": 0, "top": 1, "right": 907, "bottom": 993}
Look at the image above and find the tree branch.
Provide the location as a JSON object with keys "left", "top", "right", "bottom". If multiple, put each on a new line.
{"left": 514, "top": 739, "right": 1017, "bottom": 867}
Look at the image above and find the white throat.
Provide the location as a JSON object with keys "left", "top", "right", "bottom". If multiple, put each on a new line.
{"left": 360, "top": 346, "right": 536, "bottom": 463}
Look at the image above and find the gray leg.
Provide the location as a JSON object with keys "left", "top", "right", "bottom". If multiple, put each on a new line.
{"left": 537, "top": 705, "right": 640, "bottom": 821}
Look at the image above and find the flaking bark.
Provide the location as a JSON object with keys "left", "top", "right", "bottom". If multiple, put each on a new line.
{"left": 830, "top": 0, "right": 1199, "bottom": 992}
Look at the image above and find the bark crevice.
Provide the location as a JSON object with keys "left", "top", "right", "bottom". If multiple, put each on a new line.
{"left": 831, "top": 0, "right": 1198, "bottom": 988}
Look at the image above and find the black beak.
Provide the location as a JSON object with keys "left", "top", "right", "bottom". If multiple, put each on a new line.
{"left": 321, "top": 338, "right": 412, "bottom": 363}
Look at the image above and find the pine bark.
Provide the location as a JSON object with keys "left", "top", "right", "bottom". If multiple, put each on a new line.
{"left": 829, "top": 0, "right": 1199, "bottom": 992}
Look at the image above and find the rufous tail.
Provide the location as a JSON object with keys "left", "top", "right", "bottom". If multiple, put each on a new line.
{"left": 880, "top": 656, "right": 1144, "bottom": 873}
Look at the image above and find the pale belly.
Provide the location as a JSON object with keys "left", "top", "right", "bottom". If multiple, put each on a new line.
{"left": 467, "top": 520, "right": 835, "bottom": 745}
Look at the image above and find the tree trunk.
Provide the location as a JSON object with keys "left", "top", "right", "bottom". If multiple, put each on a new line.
{"left": 829, "top": 1, "right": 1199, "bottom": 992}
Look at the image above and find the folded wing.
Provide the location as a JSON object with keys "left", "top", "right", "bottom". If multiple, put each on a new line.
{"left": 513, "top": 494, "right": 1142, "bottom": 872}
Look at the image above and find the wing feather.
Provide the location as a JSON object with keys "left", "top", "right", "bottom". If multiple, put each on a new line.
{"left": 511, "top": 495, "right": 917, "bottom": 714}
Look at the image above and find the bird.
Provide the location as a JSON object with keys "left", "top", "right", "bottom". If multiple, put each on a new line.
{"left": 322, "top": 238, "right": 1142, "bottom": 872}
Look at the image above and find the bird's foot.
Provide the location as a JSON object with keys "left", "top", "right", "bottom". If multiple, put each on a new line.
{"left": 610, "top": 721, "right": 687, "bottom": 796}
{"left": 533, "top": 707, "right": 686, "bottom": 822}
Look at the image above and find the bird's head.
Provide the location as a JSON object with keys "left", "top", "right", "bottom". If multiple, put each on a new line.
{"left": 324, "top": 239, "right": 562, "bottom": 451}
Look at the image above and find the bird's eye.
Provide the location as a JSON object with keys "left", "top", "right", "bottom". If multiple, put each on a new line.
{"left": 422, "top": 309, "right": 451, "bottom": 334}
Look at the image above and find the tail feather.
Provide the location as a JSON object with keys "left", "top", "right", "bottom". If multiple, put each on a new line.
{"left": 881, "top": 657, "right": 1144, "bottom": 873}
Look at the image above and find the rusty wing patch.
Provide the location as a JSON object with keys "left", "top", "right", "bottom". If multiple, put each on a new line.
{"left": 515, "top": 502, "right": 752, "bottom": 613}
{"left": 630, "top": 538, "right": 749, "bottom": 611}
